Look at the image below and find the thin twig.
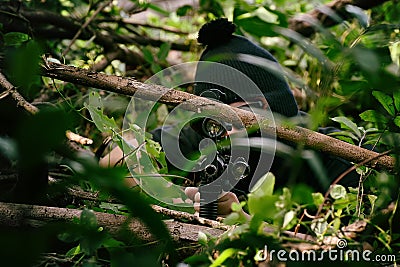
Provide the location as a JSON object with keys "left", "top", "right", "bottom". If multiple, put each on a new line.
{"left": 97, "top": 18, "right": 189, "bottom": 35}
{"left": 62, "top": 0, "right": 113, "bottom": 57}
{"left": 316, "top": 150, "right": 393, "bottom": 217}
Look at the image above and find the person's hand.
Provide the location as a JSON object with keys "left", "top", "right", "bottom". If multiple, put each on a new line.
{"left": 184, "top": 187, "right": 249, "bottom": 219}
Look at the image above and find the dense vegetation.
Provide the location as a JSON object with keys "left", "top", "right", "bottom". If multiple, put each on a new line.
{"left": 0, "top": 0, "right": 399, "bottom": 266}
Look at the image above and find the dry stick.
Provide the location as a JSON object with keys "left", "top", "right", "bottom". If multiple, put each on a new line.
{"left": 0, "top": 67, "right": 34, "bottom": 114}
{"left": 316, "top": 150, "right": 393, "bottom": 217}
{"left": 62, "top": 0, "right": 113, "bottom": 57}
{"left": 0, "top": 72, "right": 39, "bottom": 115}
{"left": 41, "top": 62, "right": 397, "bottom": 173}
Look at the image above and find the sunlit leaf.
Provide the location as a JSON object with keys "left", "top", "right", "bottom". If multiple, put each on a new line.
{"left": 282, "top": 210, "right": 296, "bottom": 229}
{"left": 4, "top": 32, "right": 29, "bottom": 46}
{"left": 311, "top": 218, "right": 328, "bottom": 236}
{"left": 65, "top": 244, "right": 81, "bottom": 258}
{"left": 248, "top": 173, "right": 278, "bottom": 220}
{"left": 359, "top": 110, "right": 389, "bottom": 124}
{"left": 368, "top": 194, "right": 378, "bottom": 214}
{"left": 210, "top": 248, "right": 238, "bottom": 267}
{"left": 331, "top": 116, "right": 361, "bottom": 138}
{"left": 330, "top": 184, "right": 347, "bottom": 199}
{"left": 198, "top": 231, "right": 208, "bottom": 246}
{"left": 249, "top": 172, "right": 275, "bottom": 195}
{"left": 312, "top": 192, "right": 324, "bottom": 207}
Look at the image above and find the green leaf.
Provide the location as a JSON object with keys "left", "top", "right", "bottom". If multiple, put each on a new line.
{"left": 198, "top": 231, "right": 208, "bottom": 246}
{"left": 7, "top": 40, "right": 42, "bottom": 97}
{"left": 210, "top": 248, "right": 237, "bottom": 267}
{"left": 312, "top": 192, "right": 324, "bottom": 207}
{"left": 311, "top": 218, "right": 328, "bottom": 236}
{"left": 393, "top": 90, "right": 400, "bottom": 112}
{"left": 102, "top": 237, "right": 124, "bottom": 248}
{"left": 394, "top": 116, "right": 400, "bottom": 128}
{"left": 157, "top": 43, "right": 171, "bottom": 61}
{"left": 235, "top": 16, "right": 278, "bottom": 37}
{"left": 275, "top": 27, "right": 332, "bottom": 68}
{"left": 85, "top": 91, "right": 119, "bottom": 135}
{"left": 4, "top": 32, "right": 29, "bottom": 46}
{"left": 331, "top": 116, "right": 361, "bottom": 138}
{"left": 80, "top": 209, "right": 98, "bottom": 229}
{"left": 65, "top": 244, "right": 81, "bottom": 258}
{"left": 231, "top": 202, "right": 242, "bottom": 212}
{"left": 330, "top": 184, "right": 347, "bottom": 199}
{"left": 249, "top": 172, "right": 275, "bottom": 196}
{"left": 359, "top": 110, "right": 389, "bottom": 124}
{"left": 372, "top": 91, "right": 396, "bottom": 116}
{"left": 282, "top": 210, "right": 296, "bottom": 230}
{"left": 142, "top": 47, "right": 154, "bottom": 63}
{"left": 368, "top": 194, "right": 378, "bottom": 214}
{"left": 248, "top": 173, "right": 278, "bottom": 220}
{"left": 147, "top": 3, "right": 170, "bottom": 16}
{"left": 176, "top": 5, "right": 193, "bottom": 16}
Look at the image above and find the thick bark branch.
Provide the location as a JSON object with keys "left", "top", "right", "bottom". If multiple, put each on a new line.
{"left": 0, "top": 201, "right": 370, "bottom": 253}
{"left": 41, "top": 62, "right": 397, "bottom": 173}
{"left": 289, "top": 0, "right": 390, "bottom": 37}
{"left": 0, "top": 202, "right": 225, "bottom": 243}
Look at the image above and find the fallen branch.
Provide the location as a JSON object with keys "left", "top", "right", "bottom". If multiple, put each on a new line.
{"left": 0, "top": 202, "right": 225, "bottom": 243}
{"left": 0, "top": 201, "right": 370, "bottom": 252}
{"left": 41, "top": 61, "right": 397, "bottom": 173}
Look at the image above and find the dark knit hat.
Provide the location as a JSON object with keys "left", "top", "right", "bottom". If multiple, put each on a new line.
{"left": 195, "top": 18, "right": 298, "bottom": 117}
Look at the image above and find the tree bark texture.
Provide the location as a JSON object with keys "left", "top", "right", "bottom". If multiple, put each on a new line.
{"left": 41, "top": 62, "right": 397, "bottom": 173}
{"left": 0, "top": 202, "right": 225, "bottom": 243}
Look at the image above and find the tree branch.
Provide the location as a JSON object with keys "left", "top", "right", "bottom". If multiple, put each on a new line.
{"left": 40, "top": 62, "right": 397, "bottom": 173}
{"left": 62, "top": 0, "right": 113, "bottom": 57}
{"left": 0, "top": 202, "right": 225, "bottom": 243}
{"left": 289, "top": 0, "right": 390, "bottom": 37}
{"left": 0, "top": 72, "right": 39, "bottom": 115}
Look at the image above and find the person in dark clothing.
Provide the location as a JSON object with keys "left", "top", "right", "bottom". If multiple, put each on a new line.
{"left": 100, "top": 18, "right": 359, "bottom": 217}
{"left": 153, "top": 18, "right": 359, "bottom": 217}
